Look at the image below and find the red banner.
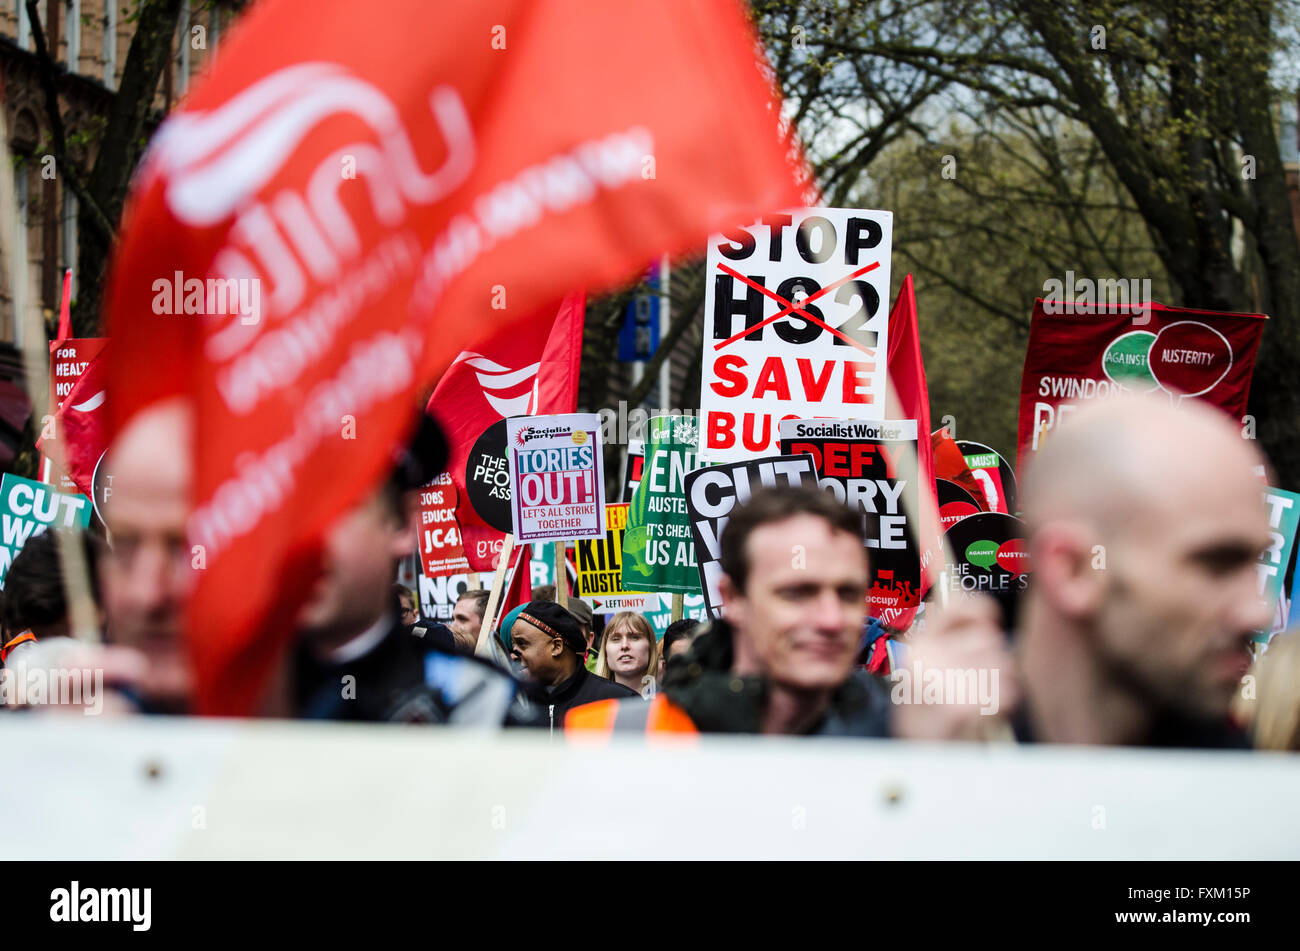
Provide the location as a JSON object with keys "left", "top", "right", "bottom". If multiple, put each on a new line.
{"left": 102, "top": 0, "right": 803, "bottom": 715}
{"left": 39, "top": 342, "right": 109, "bottom": 498}
{"left": 415, "top": 473, "right": 469, "bottom": 578}
{"left": 429, "top": 293, "right": 585, "bottom": 572}
{"left": 1017, "top": 299, "right": 1265, "bottom": 474}
{"left": 882, "top": 275, "right": 937, "bottom": 629}
{"left": 42, "top": 337, "right": 108, "bottom": 491}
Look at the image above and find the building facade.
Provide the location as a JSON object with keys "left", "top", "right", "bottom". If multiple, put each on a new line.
{"left": 0, "top": 0, "right": 239, "bottom": 346}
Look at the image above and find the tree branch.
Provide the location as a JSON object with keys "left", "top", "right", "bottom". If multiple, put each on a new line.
{"left": 24, "top": 0, "right": 115, "bottom": 244}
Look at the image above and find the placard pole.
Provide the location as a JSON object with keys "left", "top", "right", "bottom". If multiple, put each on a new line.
{"left": 475, "top": 534, "right": 515, "bottom": 656}
{"left": 554, "top": 541, "right": 568, "bottom": 608}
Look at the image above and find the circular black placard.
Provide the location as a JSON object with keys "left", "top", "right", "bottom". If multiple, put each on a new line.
{"left": 955, "top": 440, "right": 1019, "bottom": 515}
{"left": 90, "top": 449, "right": 111, "bottom": 528}
{"left": 937, "top": 477, "right": 981, "bottom": 531}
{"left": 942, "top": 512, "right": 1029, "bottom": 628}
{"left": 464, "top": 418, "right": 514, "bottom": 533}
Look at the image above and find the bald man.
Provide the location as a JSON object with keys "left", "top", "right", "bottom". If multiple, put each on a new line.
{"left": 95, "top": 398, "right": 196, "bottom": 712}
{"left": 1011, "top": 395, "right": 1272, "bottom": 746}
{"left": 0, "top": 400, "right": 195, "bottom": 715}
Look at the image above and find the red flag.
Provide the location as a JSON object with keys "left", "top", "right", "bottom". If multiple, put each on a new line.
{"left": 55, "top": 270, "right": 73, "bottom": 343}
{"left": 493, "top": 544, "right": 534, "bottom": 629}
{"left": 43, "top": 336, "right": 108, "bottom": 489}
{"left": 932, "top": 428, "right": 990, "bottom": 513}
{"left": 102, "top": 0, "right": 803, "bottom": 715}
{"left": 429, "top": 292, "right": 585, "bottom": 572}
{"left": 38, "top": 344, "right": 109, "bottom": 498}
{"left": 882, "top": 275, "right": 939, "bottom": 628}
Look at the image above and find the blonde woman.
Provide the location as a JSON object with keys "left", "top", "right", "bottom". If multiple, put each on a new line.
{"left": 595, "top": 612, "right": 659, "bottom": 698}
{"left": 1240, "top": 632, "right": 1300, "bottom": 751}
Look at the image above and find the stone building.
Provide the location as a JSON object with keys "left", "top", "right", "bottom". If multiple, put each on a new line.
{"left": 0, "top": 0, "right": 240, "bottom": 465}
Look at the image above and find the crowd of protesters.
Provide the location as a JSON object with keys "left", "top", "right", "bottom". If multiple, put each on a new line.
{"left": 3, "top": 394, "right": 1300, "bottom": 752}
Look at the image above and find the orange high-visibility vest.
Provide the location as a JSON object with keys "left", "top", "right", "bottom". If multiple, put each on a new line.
{"left": 0, "top": 631, "right": 36, "bottom": 663}
{"left": 565, "top": 693, "right": 699, "bottom": 737}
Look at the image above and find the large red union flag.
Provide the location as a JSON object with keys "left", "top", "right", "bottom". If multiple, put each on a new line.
{"left": 103, "top": 0, "right": 803, "bottom": 714}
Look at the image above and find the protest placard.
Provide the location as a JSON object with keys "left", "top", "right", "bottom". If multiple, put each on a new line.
{"left": 416, "top": 572, "right": 474, "bottom": 623}
{"left": 779, "top": 418, "right": 922, "bottom": 616}
{"left": 1017, "top": 300, "right": 1265, "bottom": 474}
{"left": 506, "top": 414, "right": 605, "bottom": 542}
{"left": 943, "top": 512, "right": 1030, "bottom": 627}
{"left": 937, "top": 479, "right": 982, "bottom": 531}
{"left": 1258, "top": 487, "right": 1300, "bottom": 645}
{"left": 416, "top": 472, "right": 470, "bottom": 578}
{"left": 700, "top": 208, "right": 893, "bottom": 462}
{"left": 621, "top": 438, "right": 645, "bottom": 502}
{"left": 575, "top": 503, "right": 655, "bottom": 614}
{"left": 684, "top": 453, "right": 819, "bottom": 617}
{"left": 622, "top": 415, "right": 703, "bottom": 595}
{"left": 643, "top": 593, "right": 710, "bottom": 638}
{"left": 43, "top": 337, "right": 108, "bottom": 492}
{"left": 465, "top": 418, "right": 514, "bottom": 537}
{"left": 956, "top": 440, "right": 1018, "bottom": 515}
{"left": 0, "top": 474, "right": 93, "bottom": 587}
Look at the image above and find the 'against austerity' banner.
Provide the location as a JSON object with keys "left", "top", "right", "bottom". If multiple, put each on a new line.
{"left": 1018, "top": 299, "right": 1264, "bottom": 474}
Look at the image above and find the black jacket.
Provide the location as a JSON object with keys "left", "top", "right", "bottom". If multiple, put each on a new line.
{"left": 544, "top": 664, "right": 639, "bottom": 732}
{"left": 404, "top": 621, "right": 457, "bottom": 654}
{"left": 661, "top": 618, "right": 893, "bottom": 737}
{"left": 295, "top": 616, "right": 541, "bottom": 726}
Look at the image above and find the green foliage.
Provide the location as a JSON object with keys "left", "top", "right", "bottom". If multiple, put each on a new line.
{"left": 747, "top": 0, "right": 1300, "bottom": 481}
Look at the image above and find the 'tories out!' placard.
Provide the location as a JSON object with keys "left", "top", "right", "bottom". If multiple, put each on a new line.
{"left": 506, "top": 414, "right": 606, "bottom": 542}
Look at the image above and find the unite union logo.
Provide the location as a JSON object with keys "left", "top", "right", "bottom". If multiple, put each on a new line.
{"left": 451, "top": 351, "right": 541, "bottom": 418}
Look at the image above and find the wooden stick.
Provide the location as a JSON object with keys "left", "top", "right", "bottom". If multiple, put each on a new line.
{"left": 475, "top": 534, "right": 515, "bottom": 656}
{"left": 554, "top": 540, "right": 568, "bottom": 607}
{"left": 671, "top": 593, "right": 683, "bottom": 622}
{"left": 467, "top": 571, "right": 481, "bottom": 590}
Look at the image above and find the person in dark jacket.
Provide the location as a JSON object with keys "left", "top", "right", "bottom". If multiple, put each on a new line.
{"left": 293, "top": 412, "right": 538, "bottom": 726}
{"left": 509, "top": 599, "right": 636, "bottom": 731}
{"left": 568, "top": 486, "right": 892, "bottom": 736}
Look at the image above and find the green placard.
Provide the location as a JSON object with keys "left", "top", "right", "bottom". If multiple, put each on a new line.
{"left": 621, "top": 415, "right": 703, "bottom": 594}
{"left": 1259, "top": 487, "right": 1300, "bottom": 640}
{"left": 0, "top": 473, "right": 93, "bottom": 588}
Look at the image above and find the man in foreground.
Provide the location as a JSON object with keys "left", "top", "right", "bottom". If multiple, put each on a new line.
{"left": 1008, "top": 396, "right": 1271, "bottom": 747}
{"left": 95, "top": 398, "right": 197, "bottom": 713}
{"left": 568, "top": 487, "right": 896, "bottom": 736}
{"left": 4, "top": 399, "right": 197, "bottom": 714}
{"left": 292, "top": 414, "right": 533, "bottom": 725}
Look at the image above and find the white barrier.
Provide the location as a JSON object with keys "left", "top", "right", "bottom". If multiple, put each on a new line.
{"left": 3, "top": 716, "right": 1298, "bottom": 859}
